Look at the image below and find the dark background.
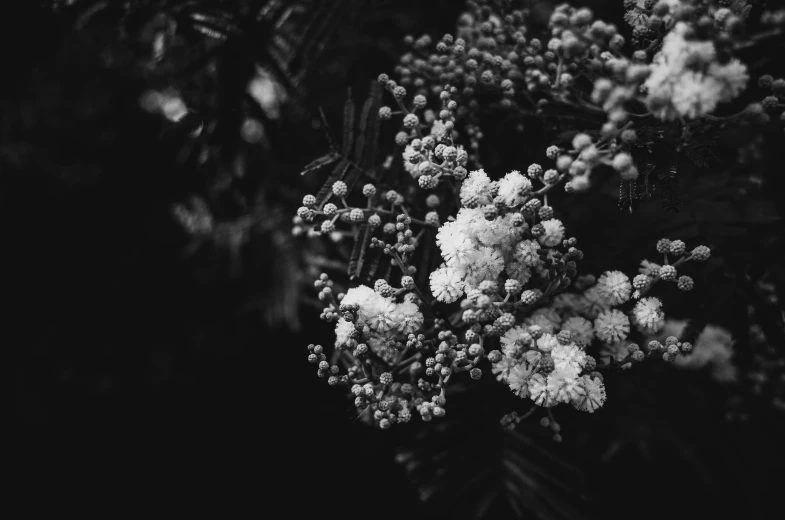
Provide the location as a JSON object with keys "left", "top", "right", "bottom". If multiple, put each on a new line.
{"left": 3, "top": 1, "right": 785, "bottom": 518}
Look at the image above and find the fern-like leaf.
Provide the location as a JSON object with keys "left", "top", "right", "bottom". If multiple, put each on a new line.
{"left": 300, "top": 151, "right": 341, "bottom": 176}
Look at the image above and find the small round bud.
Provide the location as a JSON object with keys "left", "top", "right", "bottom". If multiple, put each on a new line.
{"left": 680, "top": 342, "right": 693, "bottom": 354}
{"left": 470, "top": 368, "right": 482, "bottom": 380}
{"left": 368, "top": 214, "right": 382, "bottom": 228}
{"left": 656, "top": 238, "right": 672, "bottom": 254}
{"left": 527, "top": 163, "right": 543, "bottom": 178}
{"left": 418, "top": 174, "right": 438, "bottom": 189}
{"left": 677, "top": 276, "right": 694, "bottom": 291}
{"left": 633, "top": 274, "right": 650, "bottom": 291}
{"left": 631, "top": 350, "right": 645, "bottom": 362}
{"left": 691, "top": 246, "right": 711, "bottom": 261}
{"left": 659, "top": 265, "right": 677, "bottom": 281}
{"left": 572, "top": 133, "right": 592, "bottom": 151}
{"left": 362, "top": 184, "right": 377, "bottom": 197}
{"left": 332, "top": 181, "right": 348, "bottom": 197}
{"left": 403, "top": 113, "right": 419, "bottom": 129}
{"left": 612, "top": 153, "right": 633, "bottom": 172}
{"left": 380, "top": 372, "right": 393, "bottom": 385}
{"left": 669, "top": 240, "right": 686, "bottom": 256}
{"left": 488, "top": 350, "right": 503, "bottom": 363}
{"left": 378, "top": 106, "right": 392, "bottom": 120}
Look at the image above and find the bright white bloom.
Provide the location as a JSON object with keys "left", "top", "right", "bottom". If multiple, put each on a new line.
{"left": 538, "top": 219, "right": 565, "bottom": 247}
{"left": 536, "top": 333, "right": 559, "bottom": 352}
{"left": 513, "top": 240, "right": 542, "bottom": 267}
{"left": 547, "top": 371, "right": 585, "bottom": 403}
{"left": 500, "top": 326, "right": 532, "bottom": 357}
{"left": 395, "top": 301, "right": 424, "bottom": 335}
{"left": 436, "top": 221, "right": 474, "bottom": 267}
{"left": 429, "top": 265, "right": 465, "bottom": 303}
{"left": 460, "top": 169, "right": 493, "bottom": 206}
{"left": 594, "top": 309, "right": 630, "bottom": 344}
{"left": 644, "top": 22, "right": 748, "bottom": 120}
{"left": 507, "top": 363, "right": 535, "bottom": 397}
{"left": 561, "top": 316, "right": 595, "bottom": 347}
{"left": 528, "top": 374, "right": 556, "bottom": 407}
{"left": 334, "top": 318, "right": 356, "bottom": 348}
{"left": 551, "top": 343, "right": 587, "bottom": 377}
{"left": 597, "top": 270, "right": 632, "bottom": 306}
{"left": 633, "top": 297, "right": 665, "bottom": 333}
{"left": 574, "top": 375, "right": 606, "bottom": 412}
{"left": 463, "top": 247, "right": 505, "bottom": 286}
{"left": 342, "top": 285, "right": 378, "bottom": 310}
{"left": 366, "top": 299, "right": 398, "bottom": 333}
{"left": 496, "top": 170, "right": 532, "bottom": 207}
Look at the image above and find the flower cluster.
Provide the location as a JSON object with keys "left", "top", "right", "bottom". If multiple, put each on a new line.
{"left": 294, "top": 0, "right": 754, "bottom": 430}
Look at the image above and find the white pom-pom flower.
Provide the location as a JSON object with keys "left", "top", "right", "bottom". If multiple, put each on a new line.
{"left": 538, "top": 219, "right": 565, "bottom": 247}
{"left": 594, "top": 309, "right": 631, "bottom": 344}
{"left": 597, "top": 270, "right": 632, "bottom": 306}
{"left": 429, "top": 265, "right": 465, "bottom": 303}
{"left": 633, "top": 296, "right": 665, "bottom": 333}
{"left": 496, "top": 170, "right": 532, "bottom": 207}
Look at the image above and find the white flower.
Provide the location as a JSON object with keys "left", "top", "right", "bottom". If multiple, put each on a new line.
{"left": 528, "top": 373, "right": 556, "bottom": 407}
{"left": 334, "top": 318, "right": 356, "bottom": 348}
{"left": 536, "top": 333, "right": 560, "bottom": 352}
{"left": 513, "top": 240, "right": 542, "bottom": 267}
{"left": 460, "top": 169, "right": 493, "bottom": 206}
{"left": 436, "top": 221, "right": 474, "bottom": 267}
{"left": 633, "top": 297, "right": 665, "bottom": 333}
{"left": 547, "top": 371, "right": 585, "bottom": 404}
{"left": 507, "top": 363, "right": 535, "bottom": 397}
{"left": 496, "top": 170, "right": 532, "bottom": 207}
{"left": 573, "top": 375, "right": 606, "bottom": 412}
{"left": 551, "top": 343, "right": 587, "bottom": 377}
{"left": 430, "top": 265, "right": 465, "bottom": 303}
{"left": 463, "top": 247, "right": 505, "bottom": 286}
{"left": 597, "top": 270, "right": 632, "bottom": 306}
{"left": 644, "top": 22, "right": 748, "bottom": 120}
{"left": 594, "top": 309, "right": 631, "bottom": 344}
{"left": 538, "top": 219, "right": 565, "bottom": 247}
{"left": 342, "top": 285, "right": 378, "bottom": 310}
{"left": 395, "top": 301, "right": 424, "bottom": 335}
{"left": 366, "top": 299, "right": 398, "bottom": 333}
{"left": 561, "top": 316, "right": 595, "bottom": 348}
{"left": 500, "top": 326, "right": 532, "bottom": 357}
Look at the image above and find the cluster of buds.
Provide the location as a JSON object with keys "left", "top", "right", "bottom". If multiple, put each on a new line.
{"left": 632, "top": 239, "right": 711, "bottom": 297}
